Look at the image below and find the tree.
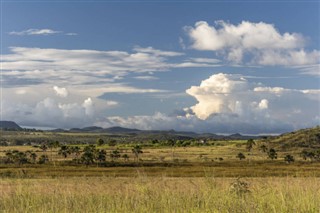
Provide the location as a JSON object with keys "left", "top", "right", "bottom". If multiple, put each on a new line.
{"left": 25, "top": 151, "right": 37, "bottom": 164}
{"left": 259, "top": 144, "right": 268, "bottom": 153}
{"left": 70, "top": 146, "right": 81, "bottom": 161}
{"left": 81, "top": 145, "right": 97, "bottom": 166}
{"left": 96, "top": 149, "right": 107, "bottom": 164}
{"left": 81, "top": 151, "right": 95, "bottom": 166}
{"left": 284, "top": 155, "right": 295, "bottom": 164}
{"left": 48, "top": 141, "right": 60, "bottom": 161}
{"left": 267, "top": 148, "right": 277, "bottom": 160}
{"left": 39, "top": 143, "right": 48, "bottom": 153}
{"left": 132, "top": 145, "right": 143, "bottom": 162}
{"left": 237, "top": 152, "right": 246, "bottom": 160}
{"left": 110, "top": 149, "right": 121, "bottom": 161}
{"left": 38, "top": 155, "right": 49, "bottom": 164}
{"left": 5, "top": 150, "right": 15, "bottom": 163}
{"left": 122, "top": 154, "right": 129, "bottom": 162}
{"left": 108, "top": 140, "right": 117, "bottom": 147}
{"left": 300, "top": 150, "right": 315, "bottom": 161}
{"left": 96, "top": 138, "right": 105, "bottom": 146}
{"left": 29, "top": 152, "right": 37, "bottom": 164}
{"left": 58, "top": 145, "right": 71, "bottom": 158}
{"left": 246, "top": 139, "right": 256, "bottom": 152}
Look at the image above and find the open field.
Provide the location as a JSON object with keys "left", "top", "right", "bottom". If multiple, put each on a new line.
{"left": 1, "top": 128, "right": 319, "bottom": 212}
{"left": 1, "top": 144, "right": 320, "bottom": 178}
{"left": 1, "top": 176, "right": 319, "bottom": 212}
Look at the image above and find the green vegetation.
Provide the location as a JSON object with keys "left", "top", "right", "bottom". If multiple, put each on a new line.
{"left": 0, "top": 126, "right": 319, "bottom": 212}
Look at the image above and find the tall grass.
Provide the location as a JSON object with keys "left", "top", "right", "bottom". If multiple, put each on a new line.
{"left": 1, "top": 176, "right": 319, "bottom": 212}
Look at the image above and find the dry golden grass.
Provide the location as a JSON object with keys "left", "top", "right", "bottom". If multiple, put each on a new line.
{"left": 0, "top": 176, "right": 319, "bottom": 212}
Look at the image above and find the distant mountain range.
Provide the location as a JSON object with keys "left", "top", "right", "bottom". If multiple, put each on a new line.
{"left": 62, "top": 126, "right": 261, "bottom": 140}
{"left": 1, "top": 120, "right": 262, "bottom": 140}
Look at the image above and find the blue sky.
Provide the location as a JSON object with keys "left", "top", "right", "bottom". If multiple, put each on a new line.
{"left": 1, "top": 1, "right": 319, "bottom": 134}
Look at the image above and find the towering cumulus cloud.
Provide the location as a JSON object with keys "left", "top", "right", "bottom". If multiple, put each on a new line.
{"left": 186, "top": 73, "right": 249, "bottom": 119}
{"left": 185, "top": 73, "right": 319, "bottom": 129}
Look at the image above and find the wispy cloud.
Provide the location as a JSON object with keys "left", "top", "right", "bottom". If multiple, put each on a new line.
{"left": 133, "top": 76, "right": 159, "bottom": 80}
{"left": 9, "top": 28, "right": 77, "bottom": 36}
{"left": 1, "top": 46, "right": 221, "bottom": 87}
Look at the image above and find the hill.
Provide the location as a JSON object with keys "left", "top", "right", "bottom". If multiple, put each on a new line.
{"left": 267, "top": 126, "right": 320, "bottom": 149}
{"left": 0, "top": 121, "right": 22, "bottom": 130}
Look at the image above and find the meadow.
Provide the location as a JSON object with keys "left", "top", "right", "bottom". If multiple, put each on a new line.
{"left": 1, "top": 128, "right": 320, "bottom": 212}
{"left": 1, "top": 176, "right": 319, "bottom": 212}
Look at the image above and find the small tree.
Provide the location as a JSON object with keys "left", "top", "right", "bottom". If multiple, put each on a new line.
{"left": 70, "top": 146, "right": 81, "bottom": 161}
{"left": 110, "top": 149, "right": 121, "bottom": 161}
{"left": 108, "top": 140, "right": 117, "bottom": 147}
{"left": 58, "top": 145, "right": 71, "bottom": 158}
{"left": 38, "top": 155, "right": 49, "bottom": 164}
{"left": 246, "top": 139, "right": 256, "bottom": 152}
{"left": 81, "top": 151, "right": 95, "bottom": 166}
{"left": 122, "top": 154, "right": 129, "bottom": 162}
{"left": 96, "top": 149, "right": 107, "bottom": 164}
{"left": 267, "top": 148, "right": 277, "bottom": 160}
{"left": 81, "top": 145, "right": 97, "bottom": 166}
{"left": 96, "top": 138, "right": 105, "bottom": 146}
{"left": 259, "top": 144, "right": 268, "bottom": 153}
{"left": 132, "top": 145, "right": 143, "bottom": 162}
{"left": 29, "top": 152, "right": 37, "bottom": 164}
{"left": 237, "top": 152, "right": 246, "bottom": 160}
{"left": 39, "top": 144, "right": 48, "bottom": 153}
{"left": 300, "top": 150, "right": 315, "bottom": 161}
{"left": 284, "top": 154, "right": 295, "bottom": 164}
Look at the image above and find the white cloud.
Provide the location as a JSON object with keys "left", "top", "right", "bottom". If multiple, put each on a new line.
{"left": 2, "top": 96, "right": 103, "bottom": 129}
{"left": 187, "top": 20, "right": 304, "bottom": 51}
{"left": 133, "top": 76, "right": 159, "bottom": 80}
{"left": 258, "top": 99, "right": 268, "bottom": 110}
{"left": 65, "top": 33, "right": 78, "bottom": 36}
{"left": 184, "top": 73, "right": 319, "bottom": 131}
{"left": 133, "top": 46, "right": 184, "bottom": 57}
{"left": 95, "top": 112, "right": 293, "bottom": 135}
{"left": 9, "top": 28, "right": 77, "bottom": 36}
{"left": 9, "top": 29, "right": 62, "bottom": 36}
{"left": 53, "top": 86, "right": 68, "bottom": 98}
{"left": 82, "top": 98, "right": 94, "bottom": 116}
{"left": 256, "top": 49, "right": 320, "bottom": 66}
{"left": 0, "top": 47, "right": 181, "bottom": 86}
{"left": 185, "top": 20, "right": 319, "bottom": 68}
{"left": 90, "top": 73, "right": 320, "bottom": 134}
{"left": 186, "top": 73, "right": 248, "bottom": 119}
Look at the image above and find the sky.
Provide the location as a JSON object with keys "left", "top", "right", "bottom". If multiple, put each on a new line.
{"left": 0, "top": 0, "right": 319, "bottom": 134}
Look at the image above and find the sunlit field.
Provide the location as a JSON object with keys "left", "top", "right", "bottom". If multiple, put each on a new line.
{"left": 1, "top": 176, "right": 319, "bottom": 213}
{"left": 1, "top": 128, "right": 320, "bottom": 212}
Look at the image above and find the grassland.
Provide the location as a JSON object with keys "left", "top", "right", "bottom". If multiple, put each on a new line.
{"left": 0, "top": 127, "right": 320, "bottom": 212}
{"left": 1, "top": 176, "right": 319, "bottom": 212}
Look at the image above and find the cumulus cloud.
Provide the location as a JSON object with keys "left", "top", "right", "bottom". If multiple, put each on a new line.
{"left": 2, "top": 73, "right": 318, "bottom": 133}
{"left": 95, "top": 112, "right": 293, "bottom": 135}
{"left": 185, "top": 73, "right": 319, "bottom": 129}
{"left": 186, "top": 73, "right": 249, "bottom": 119}
{"left": 53, "top": 86, "right": 68, "bottom": 98}
{"left": 89, "top": 72, "right": 320, "bottom": 134}
{"left": 1, "top": 97, "right": 92, "bottom": 128}
{"left": 185, "top": 20, "right": 319, "bottom": 68}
